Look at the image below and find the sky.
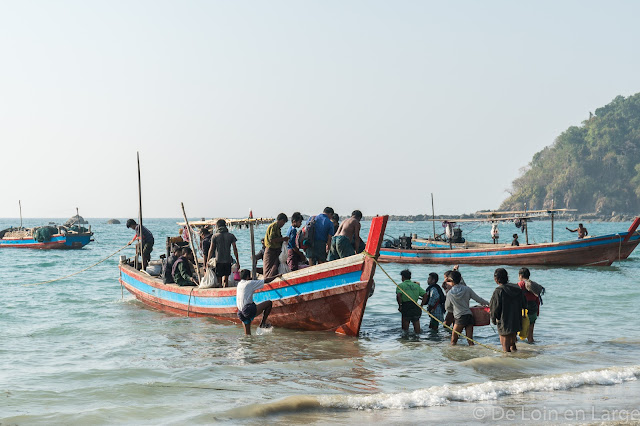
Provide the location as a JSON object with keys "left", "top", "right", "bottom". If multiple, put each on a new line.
{"left": 1, "top": 1, "right": 639, "bottom": 219}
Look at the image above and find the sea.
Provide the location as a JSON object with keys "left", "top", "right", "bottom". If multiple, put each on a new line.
{"left": 2, "top": 218, "right": 640, "bottom": 425}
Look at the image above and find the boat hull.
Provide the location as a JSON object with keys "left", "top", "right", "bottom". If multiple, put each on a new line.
{"left": 379, "top": 232, "right": 640, "bottom": 266}
{"left": 118, "top": 215, "right": 388, "bottom": 336}
{"left": 0, "top": 233, "right": 93, "bottom": 249}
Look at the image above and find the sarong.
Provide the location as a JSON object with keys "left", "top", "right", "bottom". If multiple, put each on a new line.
{"left": 263, "top": 247, "right": 281, "bottom": 278}
{"left": 327, "top": 235, "right": 355, "bottom": 261}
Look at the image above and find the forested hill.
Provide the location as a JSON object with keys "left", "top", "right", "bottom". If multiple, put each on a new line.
{"left": 501, "top": 93, "right": 640, "bottom": 216}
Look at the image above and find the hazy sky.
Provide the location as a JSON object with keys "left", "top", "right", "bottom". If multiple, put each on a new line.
{"left": 2, "top": 1, "right": 639, "bottom": 219}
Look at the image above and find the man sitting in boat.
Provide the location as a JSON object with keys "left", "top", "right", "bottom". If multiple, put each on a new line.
{"left": 328, "top": 210, "right": 362, "bottom": 261}
{"left": 126, "top": 219, "right": 154, "bottom": 270}
{"left": 236, "top": 269, "right": 281, "bottom": 335}
{"left": 566, "top": 223, "right": 588, "bottom": 239}
{"left": 511, "top": 233, "right": 520, "bottom": 246}
{"left": 172, "top": 247, "right": 198, "bottom": 286}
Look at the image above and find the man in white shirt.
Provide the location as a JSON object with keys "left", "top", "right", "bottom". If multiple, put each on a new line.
{"left": 236, "top": 269, "right": 281, "bottom": 335}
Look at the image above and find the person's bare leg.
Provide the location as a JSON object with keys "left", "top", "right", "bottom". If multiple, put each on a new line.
{"left": 499, "top": 335, "right": 511, "bottom": 352}
{"left": 243, "top": 322, "right": 251, "bottom": 335}
{"left": 527, "top": 323, "right": 535, "bottom": 343}
{"left": 222, "top": 275, "right": 230, "bottom": 287}
{"left": 401, "top": 318, "right": 410, "bottom": 332}
{"left": 412, "top": 319, "right": 421, "bottom": 334}
{"left": 255, "top": 300, "right": 272, "bottom": 327}
{"left": 465, "top": 325, "right": 475, "bottom": 346}
{"left": 451, "top": 323, "right": 464, "bottom": 345}
{"left": 510, "top": 333, "right": 518, "bottom": 351}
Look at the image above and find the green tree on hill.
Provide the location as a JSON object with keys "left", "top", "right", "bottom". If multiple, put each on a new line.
{"left": 501, "top": 93, "right": 640, "bottom": 215}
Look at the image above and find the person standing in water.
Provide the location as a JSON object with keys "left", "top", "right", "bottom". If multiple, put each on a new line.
{"left": 444, "top": 270, "right": 489, "bottom": 346}
{"left": 490, "top": 268, "right": 527, "bottom": 352}
{"left": 396, "top": 269, "right": 426, "bottom": 334}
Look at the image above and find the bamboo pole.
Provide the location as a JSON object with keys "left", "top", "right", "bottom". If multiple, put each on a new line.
{"left": 551, "top": 199, "right": 555, "bottom": 243}
{"left": 250, "top": 209, "right": 257, "bottom": 279}
{"left": 431, "top": 193, "right": 436, "bottom": 239}
{"left": 524, "top": 203, "right": 529, "bottom": 245}
{"left": 181, "top": 202, "right": 202, "bottom": 283}
{"left": 136, "top": 152, "right": 143, "bottom": 270}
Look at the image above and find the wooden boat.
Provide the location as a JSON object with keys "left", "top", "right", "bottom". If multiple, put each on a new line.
{"left": 379, "top": 217, "right": 640, "bottom": 267}
{"left": 118, "top": 215, "right": 388, "bottom": 336}
{"left": 0, "top": 225, "right": 93, "bottom": 249}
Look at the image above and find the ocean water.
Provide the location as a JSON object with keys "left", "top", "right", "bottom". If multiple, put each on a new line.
{"left": 2, "top": 218, "right": 640, "bottom": 425}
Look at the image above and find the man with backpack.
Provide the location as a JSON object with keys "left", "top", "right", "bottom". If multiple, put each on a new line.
{"left": 423, "top": 272, "right": 446, "bottom": 331}
{"left": 304, "top": 207, "right": 335, "bottom": 266}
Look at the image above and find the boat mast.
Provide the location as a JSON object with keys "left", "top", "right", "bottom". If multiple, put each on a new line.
{"left": 136, "top": 152, "right": 143, "bottom": 270}
{"left": 551, "top": 199, "right": 555, "bottom": 243}
{"left": 431, "top": 193, "right": 436, "bottom": 239}
{"left": 19, "top": 200, "right": 23, "bottom": 228}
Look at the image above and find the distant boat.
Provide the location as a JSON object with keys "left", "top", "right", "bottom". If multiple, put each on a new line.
{"left": 0, "top": 225, "right": 93, "bottom": 249}
{"left": 118, "top": 215, "right": 388, "bottom": 336}
{"left": 379, "top": 213, "right": 640, "bottom": 267}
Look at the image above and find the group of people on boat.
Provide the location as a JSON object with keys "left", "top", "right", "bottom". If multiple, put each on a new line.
{"left": 396, "top": 265, "right": 544, "bottom": 352}
{"left": 127, "top": 208, "right": 365, "bottom": 335}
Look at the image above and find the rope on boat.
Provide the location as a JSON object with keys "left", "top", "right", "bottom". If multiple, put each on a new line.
{"left": 363, "top": 251, "right": 501, "bottom": 353}
{"left": 23, "top": 243, "right": 133, "bottom": 287}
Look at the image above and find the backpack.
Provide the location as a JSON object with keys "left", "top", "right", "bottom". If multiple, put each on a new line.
{"left": 426, "top": 284, "right": 446, "bottom": 310}
{"left": 524, "top": 279, "right": 545, "bottom": 305}
{"left": 297, "top": 216, "right": 316, "bottom": 249}
{"left": 162, "top": 255, "right": 176, "bottom": 284}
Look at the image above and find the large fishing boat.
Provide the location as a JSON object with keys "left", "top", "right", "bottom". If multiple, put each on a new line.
{"left": 379, "top": 212, "right": 640, "bottom": 267}
{"left": 118, "top": 215, "right": 388, "bottom": 336}
{"left": 0, "top": 225, "right": 93, "bottom": 249}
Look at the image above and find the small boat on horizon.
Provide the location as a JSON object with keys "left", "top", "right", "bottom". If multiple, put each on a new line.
{"left": 118, "top": 215, "right": 389, "bottom": 336}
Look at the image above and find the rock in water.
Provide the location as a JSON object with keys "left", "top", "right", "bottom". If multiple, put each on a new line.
{"left": 107, "top": 219, "right": 121, "bottom": 224}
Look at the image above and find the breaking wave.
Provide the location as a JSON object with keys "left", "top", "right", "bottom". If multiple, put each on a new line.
{"left": 226, "top": 365, "right": 640, "bottom": 417}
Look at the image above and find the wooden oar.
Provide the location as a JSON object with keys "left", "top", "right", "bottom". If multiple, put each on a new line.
{"left": 181, "top": 202, "right": 202, "bottom": 284}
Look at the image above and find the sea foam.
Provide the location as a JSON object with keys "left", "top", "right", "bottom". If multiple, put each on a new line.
{"left": 227, "top": 365, "right": 640, "bottom": 417}
{"left": 318, "top": 365, "right": 640, "bottom": 410}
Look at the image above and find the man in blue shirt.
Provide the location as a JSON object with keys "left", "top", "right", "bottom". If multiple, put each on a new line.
{"left": 306, "top": 207, "right": 335, "bottom": 266}
{"left": 286, "top": 212, "right": 306, "bottom": 271}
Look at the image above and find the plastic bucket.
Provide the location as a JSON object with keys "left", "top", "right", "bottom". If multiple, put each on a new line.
{"left": 471, "top": 306, "right": 491, "bottom": 326}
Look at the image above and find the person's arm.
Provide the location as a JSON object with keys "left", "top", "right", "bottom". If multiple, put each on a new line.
{"left": 207, "top": 238, "right": 216, "bottom": 270}
{"left": 470, "top": 288, "right": 489, "bottom": 306}
{"left": 489, "top": 291, "right": 500, "bottom": 324}
{"left": 354, "top": 222, "right": 361, "bottom": 252}
{"left": 566, "top": 227, "right": 577, "bottom": 232}
{"left": 232, "top": 241, "right": 240, "bottom": 269}
{"left": 264, "top": 274, "right": 282, "bottom": 284}
{"left": 396, "top": 293, "right": 403, "bottom": 311}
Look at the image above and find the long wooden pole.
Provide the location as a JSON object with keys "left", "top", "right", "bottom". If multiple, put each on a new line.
{"left": 181, "top": 202, "right": 202, "bottom": 283}
{"left": 524, "top": 203, "right": 529, "bottom": 245}
{"left": 136, "top": 152, "right": 143, "bottom": 270}
{"left": 19, "top": 200, "right": 23, "bottom": 228}
{"left": 551, "top": 199, "right": 555, "bottom": 243}
{"left": 250, "top": 209, "right": 256, "bottom": 279}
{"left": 431, "top": 193, "right": 436, "bottom": 239}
